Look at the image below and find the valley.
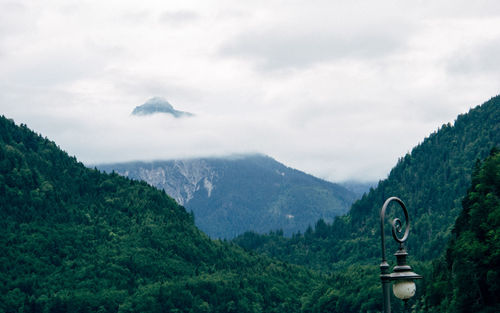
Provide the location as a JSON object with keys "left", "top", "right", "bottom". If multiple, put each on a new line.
{"left": 0, "top": 95, "right": 499, "bottom": 312}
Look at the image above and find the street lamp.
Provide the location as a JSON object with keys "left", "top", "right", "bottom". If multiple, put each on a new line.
{"left": 380, "top": 197, "right": 422, "bottom": 313}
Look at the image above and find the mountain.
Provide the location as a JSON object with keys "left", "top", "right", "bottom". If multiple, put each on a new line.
{"left": 97, "top": 155, "right": 357, "bottom": 239}
{"left": 131, "top": 97, "right": 193, "bottom": 117}
{"left": 234, "top": 95, "right": 500, "bottom": 312}
{"left": 0, "top": 116, "right": 322, "bottom": 313}
{"left": 4, "top": 93, "right": 498, "bottom": 313}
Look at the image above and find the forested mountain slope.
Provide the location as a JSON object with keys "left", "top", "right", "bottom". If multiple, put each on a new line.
{"left": 236, "top": 95, "right": 500, "bottom": 264}
{"left": 0, "top": 116, "right": 321, "bottom": 313}
{"left": 98, "top": 155, "right": 356, "bottom": 239}
{"left": 423, "top": 149, "right": 500, "bottom": 313}
{"left": 347, "top": 95, "right": 500, "bottom": 261}
{"left": 235, "top": 96, "right": 500, "bottom": 312}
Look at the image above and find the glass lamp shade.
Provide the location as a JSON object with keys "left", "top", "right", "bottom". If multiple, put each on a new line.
{"left": 392, "top": 280, "right": 416, "bottom": 300}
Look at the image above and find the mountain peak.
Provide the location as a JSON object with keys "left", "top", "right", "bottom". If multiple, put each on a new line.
{"left": 97, "top": 155, "right": 356, "bottom": 238}
{"left": 132, "top": 97, "right": 193, "bottom": 117}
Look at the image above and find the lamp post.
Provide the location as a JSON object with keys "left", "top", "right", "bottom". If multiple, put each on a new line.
{"left": 380, "top": 197, "right": 422, "bottom": 313}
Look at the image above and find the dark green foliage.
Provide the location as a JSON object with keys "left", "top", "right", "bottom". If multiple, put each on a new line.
{"left": 0, "top": 116, "right": 321, "bottom": 313}
{"left": 423, "top": 150, "right": 500, "bottom": 313}
{"left": 234, "top": 95, "right": 500, "bottom": 312}
{"left": 98, "top": 155, "right": 356, "bottom": 239}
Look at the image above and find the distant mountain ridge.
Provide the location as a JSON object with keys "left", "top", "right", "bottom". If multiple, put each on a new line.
{"left": 98, "top": 154, "right": 357, "bottom": 238}
{"left": 340, "top": 181, "right": 376, "bottom": 199}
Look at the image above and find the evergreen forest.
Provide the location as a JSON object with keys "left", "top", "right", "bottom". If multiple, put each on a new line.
{"left": 0, "top": 116, "right": 322, "bottom": 312}
{"left": 234, "top": 95, "right": 500, "bottom": 312}
{"left": 1, "top": 95, "right": 499, "bottom": 312}
{"left": 423, "top": 149, "right": 500, "bottom": 313}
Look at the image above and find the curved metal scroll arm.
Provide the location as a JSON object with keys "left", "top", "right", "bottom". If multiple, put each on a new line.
{"left": 380, "top": 197, "right": 410, "bottom": 263}
{"left": 380, "top": 197, "right": 417, "bottom": 313}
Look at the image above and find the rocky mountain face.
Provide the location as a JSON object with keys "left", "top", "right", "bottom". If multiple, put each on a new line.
{"left": 114, "top": 159, "right": 216, "bottom": 206}
{"left": 98, "top": 154, "right": 357, "bottom": 238}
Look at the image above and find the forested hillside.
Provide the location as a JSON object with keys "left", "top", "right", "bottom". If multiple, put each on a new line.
{"left": 0, "top": 116, "right": 322, "bottom": 313}
{"left": 98, "top": 156, "right": 356, "bottom": 239}
{"left": 423, "top": 149, "right": 500, "bottom": 313}
{"left": 235, "top": 95, "right": 500, "bottom": 312}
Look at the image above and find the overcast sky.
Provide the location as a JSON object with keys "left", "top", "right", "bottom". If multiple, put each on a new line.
{"left": 1, "top": 0, "right": 500, "bottom": 182}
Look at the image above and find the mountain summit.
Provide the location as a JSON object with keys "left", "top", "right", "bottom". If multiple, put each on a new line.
{"left": 132, "top": 97, "right": 193, "bottom": 117}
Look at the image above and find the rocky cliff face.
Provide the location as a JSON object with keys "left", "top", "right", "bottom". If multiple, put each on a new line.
{"left": 125, "top": 160, "right": 217, "bottom": 205}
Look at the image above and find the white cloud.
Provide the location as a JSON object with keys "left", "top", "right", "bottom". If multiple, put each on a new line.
{"left": 1, "top": 0, "right": 500, "bottom": 182}
{"left": 159, "top": 10, "right": 200, "bottom": 25}
{"left": 218, "top": 8, "right": 415, "bottom": 70}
